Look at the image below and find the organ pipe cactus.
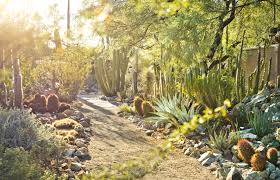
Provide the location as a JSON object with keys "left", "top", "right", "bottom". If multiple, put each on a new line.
{"left": 13, "top": 57, "right": 23, "bottom": 109}
{"left": 95, "top": 48, "right": 129, "bottom": 97}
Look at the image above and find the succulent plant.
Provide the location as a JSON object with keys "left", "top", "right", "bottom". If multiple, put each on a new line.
{"left": 261, "top": 134, "right": 276, "bottom": 146}
{"left": 47, "top": 94, "right": 59, "bottom": 113}
{"left": 250, "top": 152, "right": 267, "bottom": 171}
{"left": 134, "top": 96, "right": 144, "bottom": 116}
{"left": 58, "top": 103, "right": 71, "bottom": 113}
{"left": 142, "top": 101, "right": 154, "bottom": 117}
{"left": 267, "top": 147, "right": 278, "bottom": 165}
{"left": 237, "top": 139, "right": 255, "bottom": 164}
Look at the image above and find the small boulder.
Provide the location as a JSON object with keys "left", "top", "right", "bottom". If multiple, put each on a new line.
{"left": 70, "top": 162, "right": 82, "bottom": 171}
{"left": 226, "top": 167, "right": 242, "bottom": 180}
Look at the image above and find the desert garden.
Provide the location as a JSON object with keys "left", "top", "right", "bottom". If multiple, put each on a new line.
{"left": 2, "top": 0, "right": 280, "bottom": 180}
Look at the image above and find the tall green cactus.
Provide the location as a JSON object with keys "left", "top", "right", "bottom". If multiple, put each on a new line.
{"left": 13, "top": 57, "right": 23, "bottom": 109}
{"left": 95, "top": 48, "right": 129, "bottom": 97}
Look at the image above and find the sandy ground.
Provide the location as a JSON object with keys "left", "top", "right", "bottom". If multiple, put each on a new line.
{"left": 78, "top": 95, "right": 215, "bottom": 180}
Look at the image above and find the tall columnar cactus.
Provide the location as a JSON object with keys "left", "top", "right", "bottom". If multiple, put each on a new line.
{"left": 13, "top": 57, "right": 23, "bottom": 109}
{"left": 267, "top": 147, "right": 278, "bottom": 165}
{"left": 237, "top": 139, "right": 255, "bottom": 164}
{"left": 95, "top": 48, "right": 129, "bottom": 97}
{"left": 253, "top": 47, "right": 261, "bottom": 94}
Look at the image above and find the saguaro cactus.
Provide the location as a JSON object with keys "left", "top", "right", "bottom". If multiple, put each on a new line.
{"left": 95, "top": 48, "right": 129, "bottom": 97}
{"left": 13, "top": 57, "right": 23, "bottom": 109}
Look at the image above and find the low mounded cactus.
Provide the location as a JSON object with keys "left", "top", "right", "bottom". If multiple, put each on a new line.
{"left": 142, "top": 101, "right": 154, "bottom": 117}
{"left": 237, "top": 139, "right": 255, "bottom": 164}
{"left": 134, "top": 96, "right": 144, "bottom": 116}
{"left": 251, "top": 152, "right": 267, "bottom": 171}
{"left": 47, "top": 94, "right": 59, "bottom": 113}
{"left": 58, "top": 103, "right": 71, "bottom": 113}
{"left": 267, "top": 147, "right": 278, "bottom": 165}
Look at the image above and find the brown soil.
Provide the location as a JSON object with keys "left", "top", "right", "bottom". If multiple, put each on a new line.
{"left": 78, "top": 95, "right": 215, "bottom": 180}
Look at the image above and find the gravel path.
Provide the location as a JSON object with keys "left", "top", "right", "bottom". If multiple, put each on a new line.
{"left": 78, "top": 95, "right": 215, "bottom": 180}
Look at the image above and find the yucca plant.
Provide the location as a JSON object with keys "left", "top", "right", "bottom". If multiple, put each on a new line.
{"left": 147, "top": 95, "right": 196, "bottom": 128}
{"left": 247, "top": 108, "right": 272, "bottom": 138}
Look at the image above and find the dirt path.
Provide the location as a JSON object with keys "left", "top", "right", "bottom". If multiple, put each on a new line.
{"left": 78, "top": 95, "right": 215, "bottom": 180}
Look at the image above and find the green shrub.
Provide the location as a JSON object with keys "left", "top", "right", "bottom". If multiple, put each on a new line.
{"left": 0, "top": 108, "right": 65, "bottom": 172}
{"left": 247, "top": 108, "right": 272, "bottom": 138}
{"left": 0, "top": 146, "right": 43, "bottom": 180}
{"left": 186, "top": 70, "right": 234, "bottom": 109}
{"left": 147, "top": 95, "right": 196, "bottom": 127}
{"left": 0, "top": 109, "right": 38, "bottom": 149}
{"left": 119, "top": 103, "right": 134, "bottom": 114}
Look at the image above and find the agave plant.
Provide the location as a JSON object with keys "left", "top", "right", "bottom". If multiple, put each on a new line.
{"left": 147, "top": 95, "right": 196, "bottom": 127}
{"left": 247, "top": 108, "right": 272, "bottom": 138}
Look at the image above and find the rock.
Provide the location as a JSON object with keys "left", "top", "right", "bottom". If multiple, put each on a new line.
{"left": 207, "top": 162, "right": 218, "bottom": 171}
{"left": 73, "top": 147, "right": 90, "bottom": 160}
{"left": 64, "top": 109, "right": 75, "bottom": 117}
{"left": 270, "top": 173, "right": 277, "bottom": 180}
{"left": 226, "top": 167, "right": 242, "bottom": 180}
{"left": 232, "top": 155, "right": 240, "bottom": 163}
{"left": 223, "top": 150, "right": 232, "bottom": 161}
{"left": 231, "top": 145, "right": 238, "bottom": 157}
{"left": 244, "top": 170, "right": 260, "bottom": 180}
{"left": 57, "top": 113, "right": 67, "bottom": 119}
{"left": 267, "top": 162, "right": 276, "bottom": 173}
{"left": 190, "top": 149, "right": 200, "bottom": 158}
{"left": 199, "top": 151, "right": 213, "bottom": 162}
{"left": 165, "top": 123, "right": 173, "bottom": 129}
{"left": 80, "top": 121, "right": 90, "bottom": 128}
{"left": 184, "top": 147, "right": 193, "bottom": 156}
{"left": 275, "top": 168, "right": 280, "bottom": 178}
{"left": 236, "top": 162, "right": 249, "bottom": 168}
{"left": 240, "top": 133, "right": 257, "bottom": 140}
{"left": 61, "top": 163, "right": 68, "bottom": 169}
{"left": 75, "top": 139, "right": 86, "bottom": 148}
{"left": 145, "top": 130, "right": 154, "bottom": 136}
{"left": 194, "top": 142, "right": 205, "bottom": 149}
{"left": 70, "top": 162, "right": 82, "bottom": 171}
{"left": 201, "top": 157, "right": 217, "bottom": 166}
{"left": 64, "top": 148, "right": 76, "bottom": 157}
{"left": 74, "top": 111, "right": 84, "bottom": 120}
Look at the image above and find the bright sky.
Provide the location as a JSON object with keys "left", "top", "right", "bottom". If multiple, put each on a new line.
{"left": 0, "top": 0, "right": 108, "bottom": 47}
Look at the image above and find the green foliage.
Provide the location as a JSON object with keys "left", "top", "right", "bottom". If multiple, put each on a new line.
{"left": 95, "top": 48, "right": 130, "bottom": 97}
{"left": 261, "top": 134, "right": 276, "bottom": 146}
{"left": 27, "top": 46, "right": 92, "bottom": 100}
{"left": 119, "top": 103, "right": 134, "bottom": 114}
{"left": 247, "top": 108, "right": 272, "bottom": 138}
{"left": 0, "top": 108, "right": 65, "bottom": 170}
{"left": 237, "top": 139, "right": 255, "bottom": 164}
{"left": 275, "top": 128, "right": 280, "bottom": 142}
{"left": 186, "top": 70, "right": 234, "bottom": 109}
{"left": 147, "top": 95, "right": 196, "bottom": 127}
{"left": 0, "top": 146, "right": 43, "bottom": 180}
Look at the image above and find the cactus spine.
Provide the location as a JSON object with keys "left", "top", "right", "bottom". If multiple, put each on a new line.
{"left": 251, "top": 152, "right": 266, "bottom": 171}
{"left": 95, "top": 48, "right": 129, "bottom": 97}
{"left": 12, "top": 54, "right": 23, "bottom": 109}
{"left": 237, "top": 139, "right": 255, "bottom": 164}
{"left": 267, "top": 147, "right": 278, "bottom": 165}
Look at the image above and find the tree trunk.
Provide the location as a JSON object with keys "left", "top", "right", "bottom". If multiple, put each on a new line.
{"left": 12, "top": 50, "right": 23, "bottom": 109}
{"left": 132, "top": 50, "right": 139, "bottom": 95}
